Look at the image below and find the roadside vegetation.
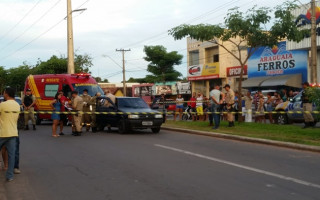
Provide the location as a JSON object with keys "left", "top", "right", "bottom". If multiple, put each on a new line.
{"left": 163, "top": 120, "right": 320, "bottom": 146}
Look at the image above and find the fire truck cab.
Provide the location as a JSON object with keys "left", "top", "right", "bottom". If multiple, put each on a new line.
{"left": 24, "top": 73, "right": 104, "bottom": 125}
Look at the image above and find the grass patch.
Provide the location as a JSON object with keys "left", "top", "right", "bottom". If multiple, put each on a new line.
{"left": 163, "top": 120, "right": 320, "bottom": 146}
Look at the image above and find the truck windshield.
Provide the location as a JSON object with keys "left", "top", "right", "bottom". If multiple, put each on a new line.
{"left": 118, "top": 98, "right": 149, "bottom": 109}
{"left": 72, "top": 84, "right": 104, "bottom": 97}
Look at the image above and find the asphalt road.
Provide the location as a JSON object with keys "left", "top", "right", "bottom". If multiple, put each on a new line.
{"left": 1, "top": 124, "right": 320, "bottom": 200}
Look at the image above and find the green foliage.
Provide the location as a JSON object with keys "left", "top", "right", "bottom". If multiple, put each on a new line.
{"left": 143, "top": 45, "right": 183, "bottom": 83}
{"left": 34, "top": 53, "right": 93, "bottom": 74}
{"left": 1, "top": 53, "right": 93, "bottom": 93}
{"left": 6, "top": 64, "right": 33, "bottom": 92}
{"left": 74, "top": 53, "right": 93, "bottom": 73}
{"left": 34, "top": 55, "right": 67, "bottom": 74}
{"left": 307, "top": 87, "right": 320, "bottom": 111}
{"left": 0, "top": 66, "right": 7, "bottom": 93}
{"left": 94, "top": 77, "right": 109, "bottom": 83}
{"left": 169, "top": 1, "right": 306, "bottom": 48}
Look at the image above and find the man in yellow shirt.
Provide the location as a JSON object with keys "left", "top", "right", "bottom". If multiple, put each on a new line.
{"left": 0, "top": 87, "right": 20, "bottom": 182}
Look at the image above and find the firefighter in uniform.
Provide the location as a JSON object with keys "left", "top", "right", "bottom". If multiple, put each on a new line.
{"left": 224, "top": 84, "right": 235, "bottom": 127}
{"left": 71, "top": 91, "right": 83, "bottom": 136}
{"left": 81, "top": 89, "right": 92, "bottom": 131}
{"left": 22, "top": 88, "right": 36, "bottom": 130}
{"left": 89, "top": 92, "right": 101, "bottom": 133}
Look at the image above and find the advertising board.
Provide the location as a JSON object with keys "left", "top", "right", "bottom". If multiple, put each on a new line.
{"left": 187, "top": 63, "right": 219, "bottom": 81}
{"left": 227, "top": 65, "right": 248, "bottom": 77}
{"left": 247, "top": 41, "right": 308, "bottom": 82}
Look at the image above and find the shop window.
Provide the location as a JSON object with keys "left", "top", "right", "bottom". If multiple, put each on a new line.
{"left": 213, "top": 54, "right": 219, "bottom": 62}
{"left": 189, "top": 50, "right": 199, "bottom": 65}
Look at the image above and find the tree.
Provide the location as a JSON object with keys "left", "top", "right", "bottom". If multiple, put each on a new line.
{"left": 74, "top": 53, "right": 93, "bottom": 73}
{"left": 34, "top": 55, "right": 67, "bottom": 74}
{"left": 169, "top": 1, "right": 307, "bottom": 121}
{"left": 94, "top": 77, "right": 109, "bottom": 83}
{"left": 144, "top": 45, "right": 183, "bottom": 83}
{"left": 34, "top": 53, "right": 93, "bottom": 74}
{"left": 0, "top": 66, "right": 7, "bottom": 93}
{"left": 6, "top": 64, "right": 33, "bottom": 92}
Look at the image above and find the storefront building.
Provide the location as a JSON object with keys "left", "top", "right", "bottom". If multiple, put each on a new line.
{"left": 187, "top": 37, "right": 247, "bottom": 96}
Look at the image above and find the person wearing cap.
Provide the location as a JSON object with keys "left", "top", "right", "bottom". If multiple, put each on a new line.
{"left": 22, "top": 88, "right": 36, "bottom": 130}
{"left": 70, "top": 91, "right": 83, "bottom": 136}
{"left": 81, "top": 89, "right": 92, "bottom": 132}
{"left": 224, "top": 84, "right": 235, "bottom": 127}
{"left": 301, "top": 82, "right": 314, "bottom": 128}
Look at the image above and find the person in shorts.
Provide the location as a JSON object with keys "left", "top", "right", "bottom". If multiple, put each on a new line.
{"left": 174, "top": 94, "right": 184, "bottom": 121}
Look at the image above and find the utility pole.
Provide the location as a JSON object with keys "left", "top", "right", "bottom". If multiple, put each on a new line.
{"left": 311, "top": 0, "right": 318, "bottom": 83}
{"left": 116, "top": 49, "right": 131, "bottom": 96}
{"left": 67, "top": 0, "right": 75, "bottom": 74}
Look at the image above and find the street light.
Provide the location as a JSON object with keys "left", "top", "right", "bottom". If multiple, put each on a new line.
{"left": 67, "top": 0, "right": 86, "bottom": 74}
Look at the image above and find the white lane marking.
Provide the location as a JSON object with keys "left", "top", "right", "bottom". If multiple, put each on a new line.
{"left": 154, "top": 144, "right": 320, "bottom": 190}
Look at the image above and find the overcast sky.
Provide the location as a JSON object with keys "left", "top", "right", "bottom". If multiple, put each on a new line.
{"left": 0, "top": 0, "right": 311, "bottom": 82}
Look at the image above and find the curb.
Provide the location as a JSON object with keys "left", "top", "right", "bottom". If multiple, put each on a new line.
{"left": 162, "top": 126, "right": 320, "bottom": 153}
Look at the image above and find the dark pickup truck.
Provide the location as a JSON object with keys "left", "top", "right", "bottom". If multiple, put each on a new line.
{"left": 96, "top": 97, "right": 163, "bottom": 133}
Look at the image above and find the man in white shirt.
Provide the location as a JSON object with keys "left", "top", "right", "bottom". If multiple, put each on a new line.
{"left": 209, "top": 85, "right": 224, "bottom": 129}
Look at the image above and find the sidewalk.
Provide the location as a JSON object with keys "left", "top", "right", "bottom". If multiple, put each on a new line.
{"left": 162, "top": 121, "right": 320, "bottom": 153}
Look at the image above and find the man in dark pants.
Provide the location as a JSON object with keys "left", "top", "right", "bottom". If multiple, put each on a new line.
{"left": 22, "top": 88, "right": 36, "bottom": 130}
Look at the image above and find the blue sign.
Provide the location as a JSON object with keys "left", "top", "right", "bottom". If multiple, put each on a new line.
{"left": 248, "top": 41, "right": 308, "bottom": 82}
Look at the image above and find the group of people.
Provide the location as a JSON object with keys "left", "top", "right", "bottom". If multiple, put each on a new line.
{"left": 49, "top": 89, "right": 116, "bottom": 137}
{"left": 172, "top": 84, "right": 236, "bottom": 129}
{"left": 171, "top": 82, "right": 316, "bottom": 129}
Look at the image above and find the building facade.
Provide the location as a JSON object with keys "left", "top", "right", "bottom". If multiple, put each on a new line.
{"left": 187, "top": 37, "right": 248, "bottom": 97}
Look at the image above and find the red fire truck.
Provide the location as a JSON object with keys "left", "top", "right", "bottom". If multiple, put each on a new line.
{"left": 24, "top": 73, "right": 104, "bottom": 124}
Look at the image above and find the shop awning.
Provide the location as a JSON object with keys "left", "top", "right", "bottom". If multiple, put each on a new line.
{"left": 242, "top": 77, "right": 272, "bottom": 88}
{"left": 260, "top": 74, "right": 302, "bottom": 88}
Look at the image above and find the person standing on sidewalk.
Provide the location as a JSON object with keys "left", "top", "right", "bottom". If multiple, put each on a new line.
{"left": 301, "top": 82, "right": 315, "bottom": 128}
{"left": 0, "top": 87, "right": 20, "bottom": 181}
{"left": 196, "top": 92, "right": 204, "bottom": 121}
{"left": 210, "top": 85, "right": 223, "bottom": 130}
{"left": 174, "top": 94, "right": 184, "bottom": 121}
{"left": 242, "top": 91, "right": 253, "bottom": 122}
{"left": 22, "top": 88, "right": 36, "bottom": 130}
{"left": 71, "top": 91, "right": 84, "bottom": 136}
{"left": 189, "top": 92, "right": 197, "bottom": 121}
{"left": 224, "top": 84, "right": 235, "bottom": 127}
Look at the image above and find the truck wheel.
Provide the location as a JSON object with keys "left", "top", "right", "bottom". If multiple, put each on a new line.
{"left": 276, "top": 113, "right": 288, "bottom": 125}
{"left": 151, "top": 127, "right": 160, "bottom": 133}
{"left": 118, "top": 120, "right": 127, "bottom": 134}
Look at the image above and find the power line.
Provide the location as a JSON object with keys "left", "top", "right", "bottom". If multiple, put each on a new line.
{"left": 0, "top": 0, "right": 43, "bottom": 43}
{"left": 0, "top": 0, "right": 90, "bottom": 62}
{"left": 0, "top": 18, "right": 65, "bottom": 61}
{"left": 0, "top": 0, "right": 63, "bottom": 53}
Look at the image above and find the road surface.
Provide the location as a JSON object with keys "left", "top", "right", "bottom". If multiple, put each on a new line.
{"left": 1, "top": 124, "right": 320, "bottom": 200}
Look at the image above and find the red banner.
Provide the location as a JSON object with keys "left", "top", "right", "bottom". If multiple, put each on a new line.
{"left": 226, "top": 65, "right": 247, "bottom": 77}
